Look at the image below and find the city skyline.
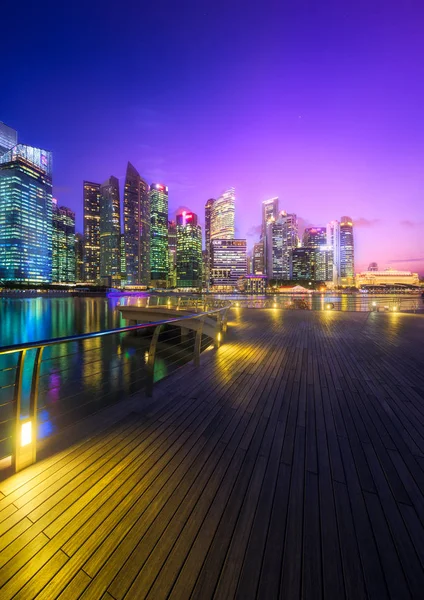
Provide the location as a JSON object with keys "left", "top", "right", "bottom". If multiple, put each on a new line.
{"left": 1, "top": 2, "right": 423, "bottom": 273}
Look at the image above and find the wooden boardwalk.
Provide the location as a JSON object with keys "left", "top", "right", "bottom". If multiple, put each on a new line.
{"left": 1, "top": 309, "right": 424, "bottom": 599}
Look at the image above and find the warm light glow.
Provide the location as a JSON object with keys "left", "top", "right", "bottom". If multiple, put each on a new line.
{"left": 393, "top": 306, "right": 398, "bottom": 311}
{"left": 372, "top": 301, "right": 377, "bottom": 306}
{"left": 217, "top": 332, "right": 222, "bottom": 342}
{"left": 21, "top": 421, "right": 32, "bottom": 447}
{"left": 326, "top": 304, "right": 333, "bottom": 310}
{"left": 273, "top": 302, "right": 277, "bottom": 308}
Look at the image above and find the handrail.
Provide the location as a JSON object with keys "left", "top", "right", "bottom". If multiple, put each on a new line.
{"left": 0, "top": 304, "right": 230, "bottom": 356}
{"left": 0, "top": 299, "right": 231, "bottom": 475}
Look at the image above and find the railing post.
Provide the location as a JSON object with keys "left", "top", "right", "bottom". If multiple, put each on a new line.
{"left": 13, "top": 348, "right": 40, "bottom": 473}
{"left": 193, "top": 319, "right": 204, "bottom": 367}
{"left": 214, "top": 312, "right": 222, "bottom": 348}
{"left": 146, "top": 325, "right": 162, "bottom": 397}
{"left": 222, "top": 308, "right": 229, "bottom": 333}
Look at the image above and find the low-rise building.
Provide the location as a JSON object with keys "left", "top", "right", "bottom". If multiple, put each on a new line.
{"left": 355, "top": 269, "right": 419, "bottom": 288}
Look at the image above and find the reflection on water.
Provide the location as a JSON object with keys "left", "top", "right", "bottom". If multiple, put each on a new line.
{"left": 0, "top": 296, "right": 198, "bottom": 457}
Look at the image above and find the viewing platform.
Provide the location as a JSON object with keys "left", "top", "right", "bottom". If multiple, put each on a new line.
{"left": 1, "top": 308, "right": 424, "bottom": 598}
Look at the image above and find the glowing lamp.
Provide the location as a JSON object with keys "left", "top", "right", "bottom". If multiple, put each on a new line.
{"left": 21, "top": 421, "right": 32, "bottom": 447}
{"left": 217, "top": 332, "right": 222, "bottom": 342}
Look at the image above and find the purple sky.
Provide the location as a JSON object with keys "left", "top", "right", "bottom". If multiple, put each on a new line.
{"left": 1, "top": 0, "right": 423, "bottom": 273}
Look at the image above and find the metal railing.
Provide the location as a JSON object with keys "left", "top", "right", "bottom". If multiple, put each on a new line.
{"left": 0, "top": 299, "right": 230, "bottom": 474}
{"left": 229, "top": 295, "right": 423, "bottom": 312}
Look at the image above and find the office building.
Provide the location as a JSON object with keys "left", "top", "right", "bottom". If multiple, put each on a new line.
{"left": 0, "top": 145, "right": 53, "bottom": 284}
{"left": 314, "top": 245, "right": 334, "bottom": 282}
{"left": 75, "top": 233, "right": 84, "bottom": 283}
{"left": 176, "top": 211, "right": 202, "bottom": 288}
{"left": 303, "top": 227, "right": 327, "bottom": 248}
{"left": 123, "top": 162, "right": 150, "bottom": 286}
{"left": 253, "top": 240, "right": 265, "bottom": 274}
{"left": 204, "top": 198, "right": 215, "bottom": 287}
{"left": 327, "top": 220, "right": 341, "bottom": 286}
{"left": 52, "top": 200, "right": 76, "bottom": 283}
{"left": 210, "top": 239, "right": 247, "bottom": 288}
{"left": 150, "top": 183, "right": 169, "bottom": 287}
{"left": 281, "top": 212, "right": 298, "bottom": 279}
{"left": 210, "top": 188, "right": 235, "bottom": 240}
{"left": 291, "top": 247, "right": 315, "bottom": 280}
{"left": 266, "top": 217, "right": 283, "bottom": 279}
{"left": 168, "top": 220, "right": 177, "bottom": 288}
{"left": 83, "top": 181, "right": 101, "bottom": 283}
{"left": 120, "top": 234, "right": 127, "bottom": 286}
{"left": 340, "top": 216, "right": 354, "bottom": 285}
{"left": 100, "top": 176, "right": 121, "bottom": 287}
{"left": 262, "top": 197, "right": 279, "bottom": 237}
{"left": 0, "top": 122, "right": 17, "bottom": 156}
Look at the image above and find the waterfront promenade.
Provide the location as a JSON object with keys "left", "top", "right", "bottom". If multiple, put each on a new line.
{"left": 1, "top": 309, "right": 424, "bottom": 598}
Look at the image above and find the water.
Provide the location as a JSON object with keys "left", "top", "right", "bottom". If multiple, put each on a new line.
{"left": 0, "top": 295, "right": 198, "bottom": 460}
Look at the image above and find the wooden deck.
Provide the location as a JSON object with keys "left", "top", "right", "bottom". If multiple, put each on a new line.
{"left": 1, "top": 309, "right": 424, "bottom": 599}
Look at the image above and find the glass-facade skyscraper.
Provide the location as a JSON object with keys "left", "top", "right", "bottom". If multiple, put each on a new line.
{"left": 327, "top": 220, "right": 341, "bottom": 286}
{"left": 303, "top": 227, "right": 327, "bottom": 248}
{"left": 168, "top": 220, "right": 177, "bottom": 288}
{"left": 340, "top": 216, "right": 354, "bottom": 285}
{"left": 100, "top": 176, "right": 121, "bottom": 287}
{"left": 210, "top": 188, "right": 235, "bottom": 240}
{"left": 176, "top": 212, "right": 202, "bottom": 288}
{"left": 150, "top": 183, "right": 169, "bottom": 287}
{"left": 253, "top": 239, "right": 265, "bottom": 274}
{"left": 262, "top": 197, "right": 279, "bottom": 237}
{"left": 204, "top": 198, "right": 215, "bottom": 288}
{"left": 0, "top": 122, "right": 17, "bottom": 156}
{"left": 52, "top": 201, "right": 76, "bottom": 283}
{"left": 0, "top": 145, "right": 53, "bottom": 284}
{"left": 123, "top": 162, "right": 150, "bottom": 286}
{"left": 83, "top": 181, "right": 101, "bottom": 283}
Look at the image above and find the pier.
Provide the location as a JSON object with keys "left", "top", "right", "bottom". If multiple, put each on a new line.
{"left": 1, "top": 309, "right": 424, "bottom": 598}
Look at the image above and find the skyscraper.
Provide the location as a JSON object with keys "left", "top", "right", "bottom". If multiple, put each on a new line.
{"left": 303, "top": 227, "right": 327, "bottom": 248}
{"left": 210, "top": 239, "right": 247, "bottom": 288}
{"left": 123, "top": 162, "right": 150, "bottom": 286}
{"left": 120, "top": 234, "right": 127, "bottom": 285}
{"left": 176, "top": 211, "right": 202, "bottom": 288}
{"left": 150, "top": 183, "right": 169, "bottom": 287}
{"left": 0, "top": 122, "right": 17, "bottom": 156}
{"left": 210, "top": 188, "right": 235, "bottom": 240}
{"left": 281, "top": 212, "right": 298, "bottom": 279}
{"left": 0, "top": 145, "right": 53, "bottom": 284}
{"left": 52, "top": 200, "right": 76, "bottom": 284}
{"left": 340, "top": 216, "right": 354, "bottom": 285}
{"left": 204, "top": 198, "right": 215, "bottom": 287}
{"left": 291, "top": 248, "right": 315, "bottom": 280}
{"left": 83, "top": 181, "right": 101, "bottom": 283}
{"left": 100, "top": 176, "right": 121, "bottom": 287}
{"left": 266, "top": 217, "right": 283, "bottom": 279}
{"left": 262, "top": 197, "right": 279, "bottom": 237}
{"left": 327, "top": 220, "right": 340, "bottom": 286}
{"left": 168, "top": 220, "right": 177, "bottom": 288}
{"left": 75, "top": 233, "right": 84, "bottom": 283}
{"left": 314, "top": 246, "right": 334, "bottom": 282}
{"left": 253, "top": 240, "right": 265, "bottom": 274}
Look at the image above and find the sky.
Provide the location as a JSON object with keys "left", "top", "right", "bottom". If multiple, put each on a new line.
{"left": 1, "top": 0, "right": 424, "bottom": 273}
